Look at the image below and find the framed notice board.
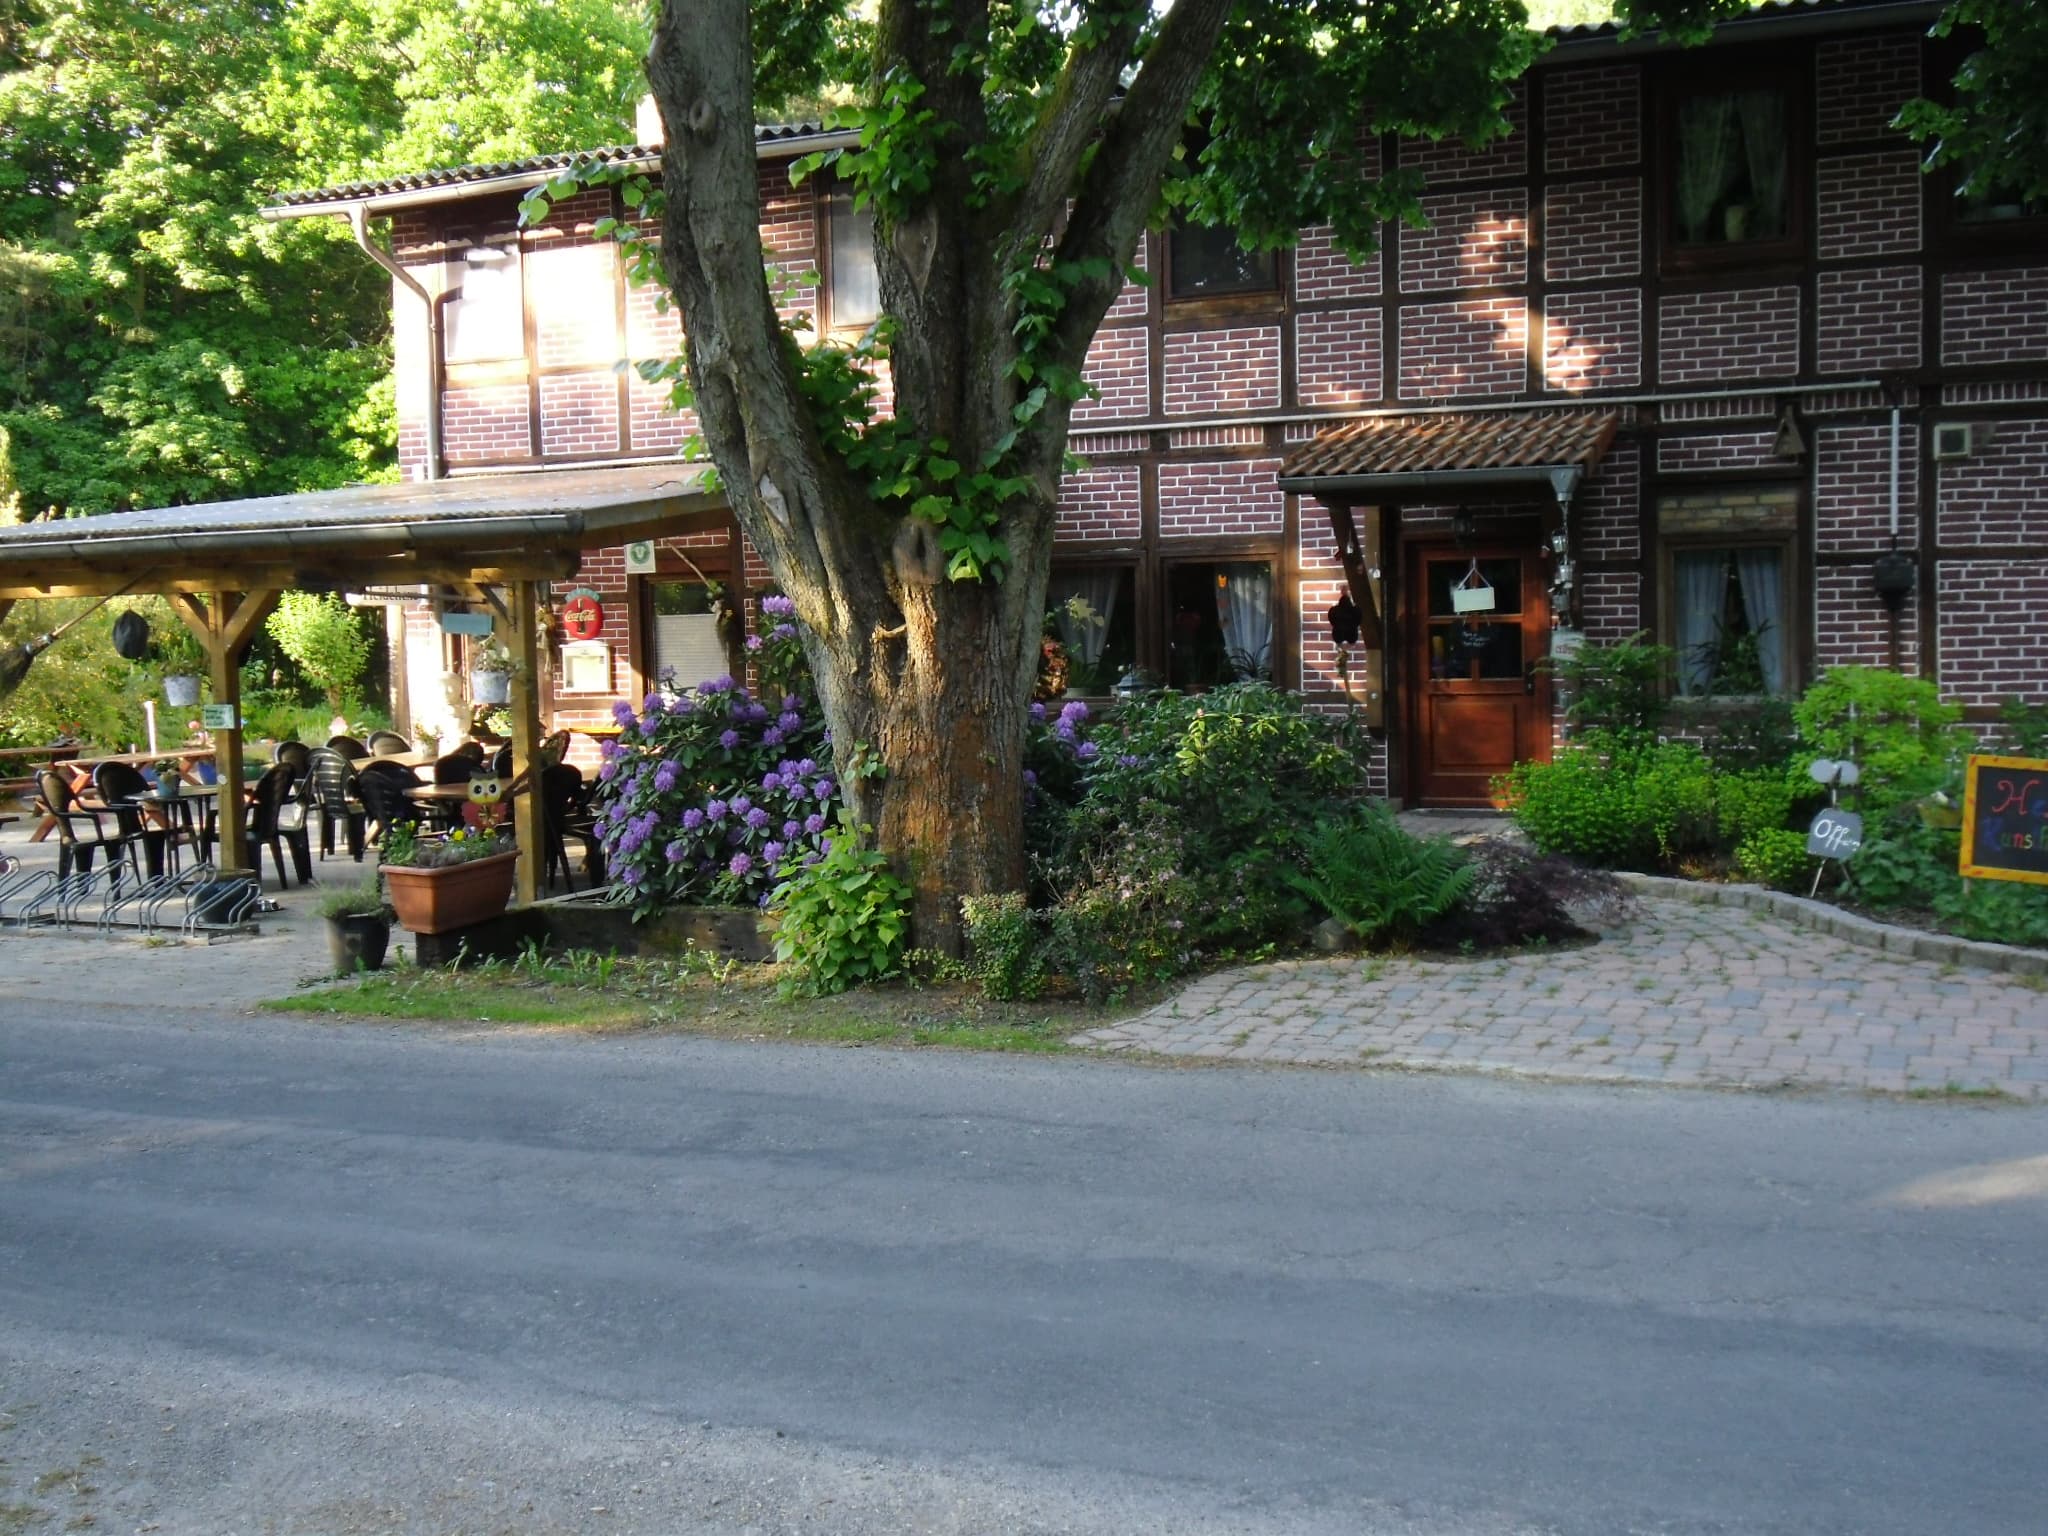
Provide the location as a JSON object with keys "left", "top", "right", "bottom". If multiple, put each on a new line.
{"left": 1959, "top": 754, "right": 2048, "bottom": 885}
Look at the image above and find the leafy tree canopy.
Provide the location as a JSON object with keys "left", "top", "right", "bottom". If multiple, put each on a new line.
{"left": 0, "top": 0, "right": 647, "bottom": 520}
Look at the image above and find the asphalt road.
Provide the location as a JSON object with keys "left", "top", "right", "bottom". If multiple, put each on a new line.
{"left": 2, "top": 997, "right": 2045, "bottom": 1535}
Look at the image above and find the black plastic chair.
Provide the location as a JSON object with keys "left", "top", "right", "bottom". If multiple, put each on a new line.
{"left": 245, "top": 765, "right": 313, "bottom": 889}
{"left": 356, "top": 761, "right": 422, "bottom": 849}
{"left": 326, "top": 734, "right": 368, "bottom": 759}
{"left": 366, "top": 730, "right": 411, "bottom": 756}
{"left": 540, "top": 764, "right": 596, "bottom": 891}
{"left": 306, "top": 746, "right": 367, "bottom": 861}
{"left": 275, "top": 740, "right": 312, "bottom": 775}
{"left": 94, "top": 761, "right": 194, "bottom": 880}
{"left": 36, "top": 770, "right": 140, "bottom": 885}
{"left": 490, "top": 743, "right": 514, "bottom": 778}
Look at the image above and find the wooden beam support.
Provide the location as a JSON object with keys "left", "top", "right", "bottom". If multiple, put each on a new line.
{"left": 496, "top": 578, "right": 546, "bottom": 909}
{"left": 0, "top": 598, "right": 15, "bottom": 629}
{"left": 0, "top": 555, "right": 579, "bottom": 602}
{"left": 1323, "top": 501, "right": 1385, "bottom": 650}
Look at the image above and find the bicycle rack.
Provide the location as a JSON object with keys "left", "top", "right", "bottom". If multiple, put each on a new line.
{"left": 141, "top": 865, "right": 214, "bottom": 935}
{"left": 0, "top": 865, "right": 57, "bottom": 927}
{"left": 183, "top": 872, "right": 260, "bottom": 936}
{"left": 99, "top": 869, "right": 184, "bottom": 934}
{"left": 40, "top": 869, "right": 105, "bottom": 928}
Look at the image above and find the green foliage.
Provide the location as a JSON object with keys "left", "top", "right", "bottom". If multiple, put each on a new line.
{"left": 1735, "top": 828, "right": 1810, "bottom": 893}
{"left": 150, "top": 619, "right": 208, "bottom": 676}
{"left": 314, "top": 880, "right": 390, "bottom": 920}
{"left": 1844, "top": 818, "right": 1961, "bottom": 910}
{"left": 1793, "top": 666, "right": 1967, "bottom": 813}
{"left": 769, "top": 818, "right": 913, "bottom": 998}
{"left": 0, "top": 598, "right": 156, "bottom": 749}
{"left": 959, "top": 892, "right": 1046, "bottom": 1002}
{"left": 266, "top": 591, "right": 375, "bottom": 713}
{"left": 1934, "top": 877, "right": 2048, "bottom": 950}
{"left": 1500, "top": 744, "right": 1795, "bottom": 869}
{"left": 1285, "top": 801, "right": 1475, "bottom": 946}
{"left": 1996, "top": 697, "right": 2048, "bottom": 759}
{"left": 1549, "top": 635, "right": 1674, "bottom": 747}
{"left": 1897, "top": 0, "right": 2048, "bottom": 207}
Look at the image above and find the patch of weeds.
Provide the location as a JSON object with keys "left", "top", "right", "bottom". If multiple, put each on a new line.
{"left": 0, "top": 1501, "right": 50, "bottom": 1535}
{"left": 1634, "top": 978, "right": 1656, "bottom": 992}
{"left": 1592, "top": 1035, "right": 1611, "bottom": 1047}
{"left": 1906, "top": 1082, "right": 2014, "bottom": 1101}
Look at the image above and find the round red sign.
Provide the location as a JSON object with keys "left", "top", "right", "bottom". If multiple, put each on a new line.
{"left": 560, "top": 592, "right": 605, "bottom": 641}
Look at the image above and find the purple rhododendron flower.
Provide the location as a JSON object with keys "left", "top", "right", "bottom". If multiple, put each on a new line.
{"left": 1022, "top": 769, "right": 1038, "bottom": 787}
{"left": 1055, "top": 720, "right": 1076, "bottom": 743}
{"left": 761, "top": 727, "right": 784, "bottom": 748}
{"left": 796, "top": 758, "right": 817, "bottom": 777}
{"left": 670, "top": 695, "right": 696, "bottom": 716}
{"left": 771, "top": 623, "right": 797, "bottom": 643}
{"left": 813, "top": 779, "right": 834, "bottom": 801}
{"left": 776, "top": 711, "right": 801, "bottom": 733}
{"left": 761, "top": 594, "right": 796, "bottom": 618}
{"left": 706, "top": 798, "right": 729, "bottom": 822}
{"left": 611, "top": 700, "right": 635, "bottom": 725}
{"left": 598, "top": 758, "right": 619, "bottom": 781}
{"left": 760, "top": 771, "right": 782, "bottom": 792}
{"left": 681, "top": 808, "right": 705, "bottom": 831}
{"left": 803, "top": 813, "right": 826, "bottom": 836}
{"left": 745, "top": 807, "right": 770, "bottom": 829}
{"left": 1060, "top": 699, "right": 1089, "bottom": 724}
{"left": 719, "top": 729, "right": 741, "bottom": 750}
{"left": 783, "top": 819, "right": 803, "bottom": 839}
{"left": 653, "top": 762, "right": 679, "bottom": 793}
{"left": 729, "top": 852, "right": 753, "bottom": 877}
{"left": 621, "top": 865, "right": 644, "bottom": 885}
{"left": 763, "top": 840, "right": 785, "bottom": 863}
{"left": 701, "top": 674, "right": 735, "bottom": 695}
{"left": 1076, "top": 741, "right": 1100, "bottom": 762}
{"left": 643, "top": 692, "right": 665, "bottom": 715}
{"left": 665, "top": 840, "right": 686, "bottom": 863}
{"left": 730, "top": 795, "right": 752, "bottom": 815}
{"left": 745, "top": 634, "right": 764, "bottom": 652}
{"left": 1029, "top": 701, "right": 1046, "bottom": 722}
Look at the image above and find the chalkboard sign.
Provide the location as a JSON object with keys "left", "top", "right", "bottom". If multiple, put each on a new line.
{"left": 1959, "top": 754, "right": 2048, "bottom": 886}
{"left": 1807, "top": 807, "right": 1863, "bottom": 860}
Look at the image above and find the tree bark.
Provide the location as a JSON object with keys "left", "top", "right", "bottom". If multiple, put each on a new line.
{"left": 648, "top": 0, "right": 1235, "bottom": 949}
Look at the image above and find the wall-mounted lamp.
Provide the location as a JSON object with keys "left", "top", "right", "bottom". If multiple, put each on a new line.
{"left": 1872, "top": 545, "right": 1916, "bottom": 614}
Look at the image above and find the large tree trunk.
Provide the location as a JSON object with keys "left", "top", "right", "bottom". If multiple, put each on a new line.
{"left": 647, "top": 0, "right": 1231, "bottom": 949}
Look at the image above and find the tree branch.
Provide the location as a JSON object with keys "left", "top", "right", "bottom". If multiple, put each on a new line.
{"left": 1003, "top": 10, "right": 1148, "bottom": 260}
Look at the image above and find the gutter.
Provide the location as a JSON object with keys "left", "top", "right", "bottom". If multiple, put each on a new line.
{"left": 347, "top": 204, "right": 444, "bottom": 482}
{"left": 0, "top": 514, "right": 585, "bottom": 566}
{"left": 1545, "top": 0, "right": 1946, "bottom": 60}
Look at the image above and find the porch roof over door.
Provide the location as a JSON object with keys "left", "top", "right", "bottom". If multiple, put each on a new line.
{"left": 0, "top": 461, "right": 725, "bottom": 599}
{"left": 1276, "top": 409, "right": 1622, "bottom": 503}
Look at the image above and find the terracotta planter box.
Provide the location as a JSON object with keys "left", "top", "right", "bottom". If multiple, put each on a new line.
{"left": 379, "top": 849, "right": 520, "bottom": 935}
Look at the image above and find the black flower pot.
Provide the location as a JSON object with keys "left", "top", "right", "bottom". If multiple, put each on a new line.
{"left": 326, "top": 913, "right": 391, "bottom": 974}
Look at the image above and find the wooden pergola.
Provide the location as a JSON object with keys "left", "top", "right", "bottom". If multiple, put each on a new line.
{"left": 0, "top": 463, "right": 723, "bottom": 904}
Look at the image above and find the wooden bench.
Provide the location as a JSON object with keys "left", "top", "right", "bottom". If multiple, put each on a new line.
{"left": 0, "top": 744, "right": 80, "bottom": 806}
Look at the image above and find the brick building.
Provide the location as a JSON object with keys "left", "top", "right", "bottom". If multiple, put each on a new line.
{"left": 271, "top": 0, "right": 2048, "bottom": 806}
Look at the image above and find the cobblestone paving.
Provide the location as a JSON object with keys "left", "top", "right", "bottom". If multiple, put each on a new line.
{"left": 1073, "top": 897, "right": 2048, "bottom": 1100}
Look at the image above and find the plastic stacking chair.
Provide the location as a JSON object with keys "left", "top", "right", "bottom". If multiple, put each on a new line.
{"left": 366, "top": 730, "right": 412, "bottom": 756}
{"left": 307, "top": 746, "right": 367, "bottom": 861}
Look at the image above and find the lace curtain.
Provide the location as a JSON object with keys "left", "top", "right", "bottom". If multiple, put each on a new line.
{"left": 1738, "top": 91, "right": 1789, "bottom": 239}
{"left": 1054, "top": 570, "right": 1122, "bottom": 667}
{"left": 1676, "top": 90, "right": 1788, "bottom": 243}
{"left": 1215, "top": 563, "right": 1273, "bottom": 681}
{"left": 1734, "top": 548, "right": 1786, "bottom": 695}
{"left": 1675, "top": 551, "right": 1726, "bottom": 695}
{"left": 1676, "top": 95, "right": 1738, "bottom": 244}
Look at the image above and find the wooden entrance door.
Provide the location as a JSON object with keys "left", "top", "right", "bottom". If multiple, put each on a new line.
{"left": 1405, "top": 544, "right": 1552, "bottom": 807}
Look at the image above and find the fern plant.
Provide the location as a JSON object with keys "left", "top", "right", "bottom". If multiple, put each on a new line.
{"left": 1285, "top": 802, "right": 1475, "bottom": 946}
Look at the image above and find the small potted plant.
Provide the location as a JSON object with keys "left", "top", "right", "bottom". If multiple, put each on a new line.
{"left": 470, "top": 639, "right": 516, "bottom": 706}
{"left": 151, "top": 759, "right": 185, "bottom": 798}
{"left": 377, "top": 822, "right": 521, "bottom": 935}
{"left": 154, "top": 624, "right": 208, "bottom": 708}
{"left": 316, "top": 881, "right": 392, "bottom": 973}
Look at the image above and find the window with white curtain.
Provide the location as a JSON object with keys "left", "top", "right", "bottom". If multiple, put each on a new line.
{"left": 1166, "top": 559, "right": 1275, "bottom": 689}
{"left": 1669, "top": 544, "right": 1791, "bottom": 696}
{"left": 1047, "top": 565, "right": 1136, "bottom": 694}
{"left": 444, "top": 244, "right": 525, "bottom": 363}
{"left": 824, "top": 183, "right": 880, "bottom": 331}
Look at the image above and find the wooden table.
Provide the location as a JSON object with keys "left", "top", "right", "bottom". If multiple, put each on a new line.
{"left": 403, "top": 782, "right": 526, "bottom": 805}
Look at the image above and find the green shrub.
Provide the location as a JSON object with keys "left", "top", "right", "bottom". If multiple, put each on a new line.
{"left": 1548, "top": 635, "right": 1675, "bottom": 748}
{"left": 1794, "top": 667, "right": 1966, "bottom": 813}
{"left": 1685, "top": 695, "right": 1800, "bottom": 773}
{"left": 1843, "top": 817, "right": 1962, "bottom": 910}
{"left": 768, "top": 821, "right": 912, "bottom": 998}
{"left": 1714, "top": 769, "right": 1798, "bottom": 846}
{"left": 266, "top": 591, "right": 375, "bottom": 715}
{"left": 1735, "top": 828, "right": 1810, "bottom": 892}
{"left": 960, "top": 892, "right": 1046, "bottom": 1001}
{"left": 1996, "top": 697, "right": 2048, "bottom": 758}
{"left": 1285, "top": 801, "right": 1474, "bottom": 945}
{"left": 1630, "top": 742, "right": 1720, "bottom": 860}
{"left": 1934, "top": 877, "right": 2048, "bottom": 948}
{"left": 1496, "top": 749, "right": 1645, "bottom": 864}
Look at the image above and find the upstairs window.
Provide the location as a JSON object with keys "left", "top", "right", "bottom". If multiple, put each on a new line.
{"left": 443, "top": 244, "right": 524, "bottom": 364}
{"left": 1165, "top": 219, "right": 1278, "bottom": 301}
{"left": 824, "top": 183, "right": 880, "bottom": 331}
{"left": 1664, "top": 81, "right": 1799, "bottom": 266}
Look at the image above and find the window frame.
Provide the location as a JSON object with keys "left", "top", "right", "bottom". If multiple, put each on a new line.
{"left": 819, "top": 177, "right": 881, "bottom": 335}
{"left": 442, "top": 240, "right": 528, "bottom": 366}
{"left": 1160, "top": 547, "right": 1286, "bottom": 692}
{"left": 1163, "top": 219, "right": 1282, "bottom": 305}
{"left": 1655, "top": 57, "right": 1807, "bottom": 277}
{"left": 1657, "top": 531, "right": 1804, "bottom": 700}
{"left": 1046, "top": 559, "right": 1141, "bottom": 698}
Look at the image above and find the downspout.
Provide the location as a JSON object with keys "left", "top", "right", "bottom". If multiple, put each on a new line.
{"left": 346, "top": 203, "right": 444, "bottom": 483}
{"left": 1870, "top": 385, "right": 1918, "bottom": 669}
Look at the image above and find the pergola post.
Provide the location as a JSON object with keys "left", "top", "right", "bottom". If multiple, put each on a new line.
{"left": 497, "top": 579, "right": 545, "bottom": 908}
{"left": 172, "top": 589, "right": 279, "bottom": 875}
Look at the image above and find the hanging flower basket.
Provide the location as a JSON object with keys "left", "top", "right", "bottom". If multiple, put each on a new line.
{"left": 379, "top": 849, "right": 520, "bottom": 934}
{"left": 472, "top": 669, "right": 512, "bottom": 705}
{"left": 164, "top": 674, "right": 202, "bottom": 707}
